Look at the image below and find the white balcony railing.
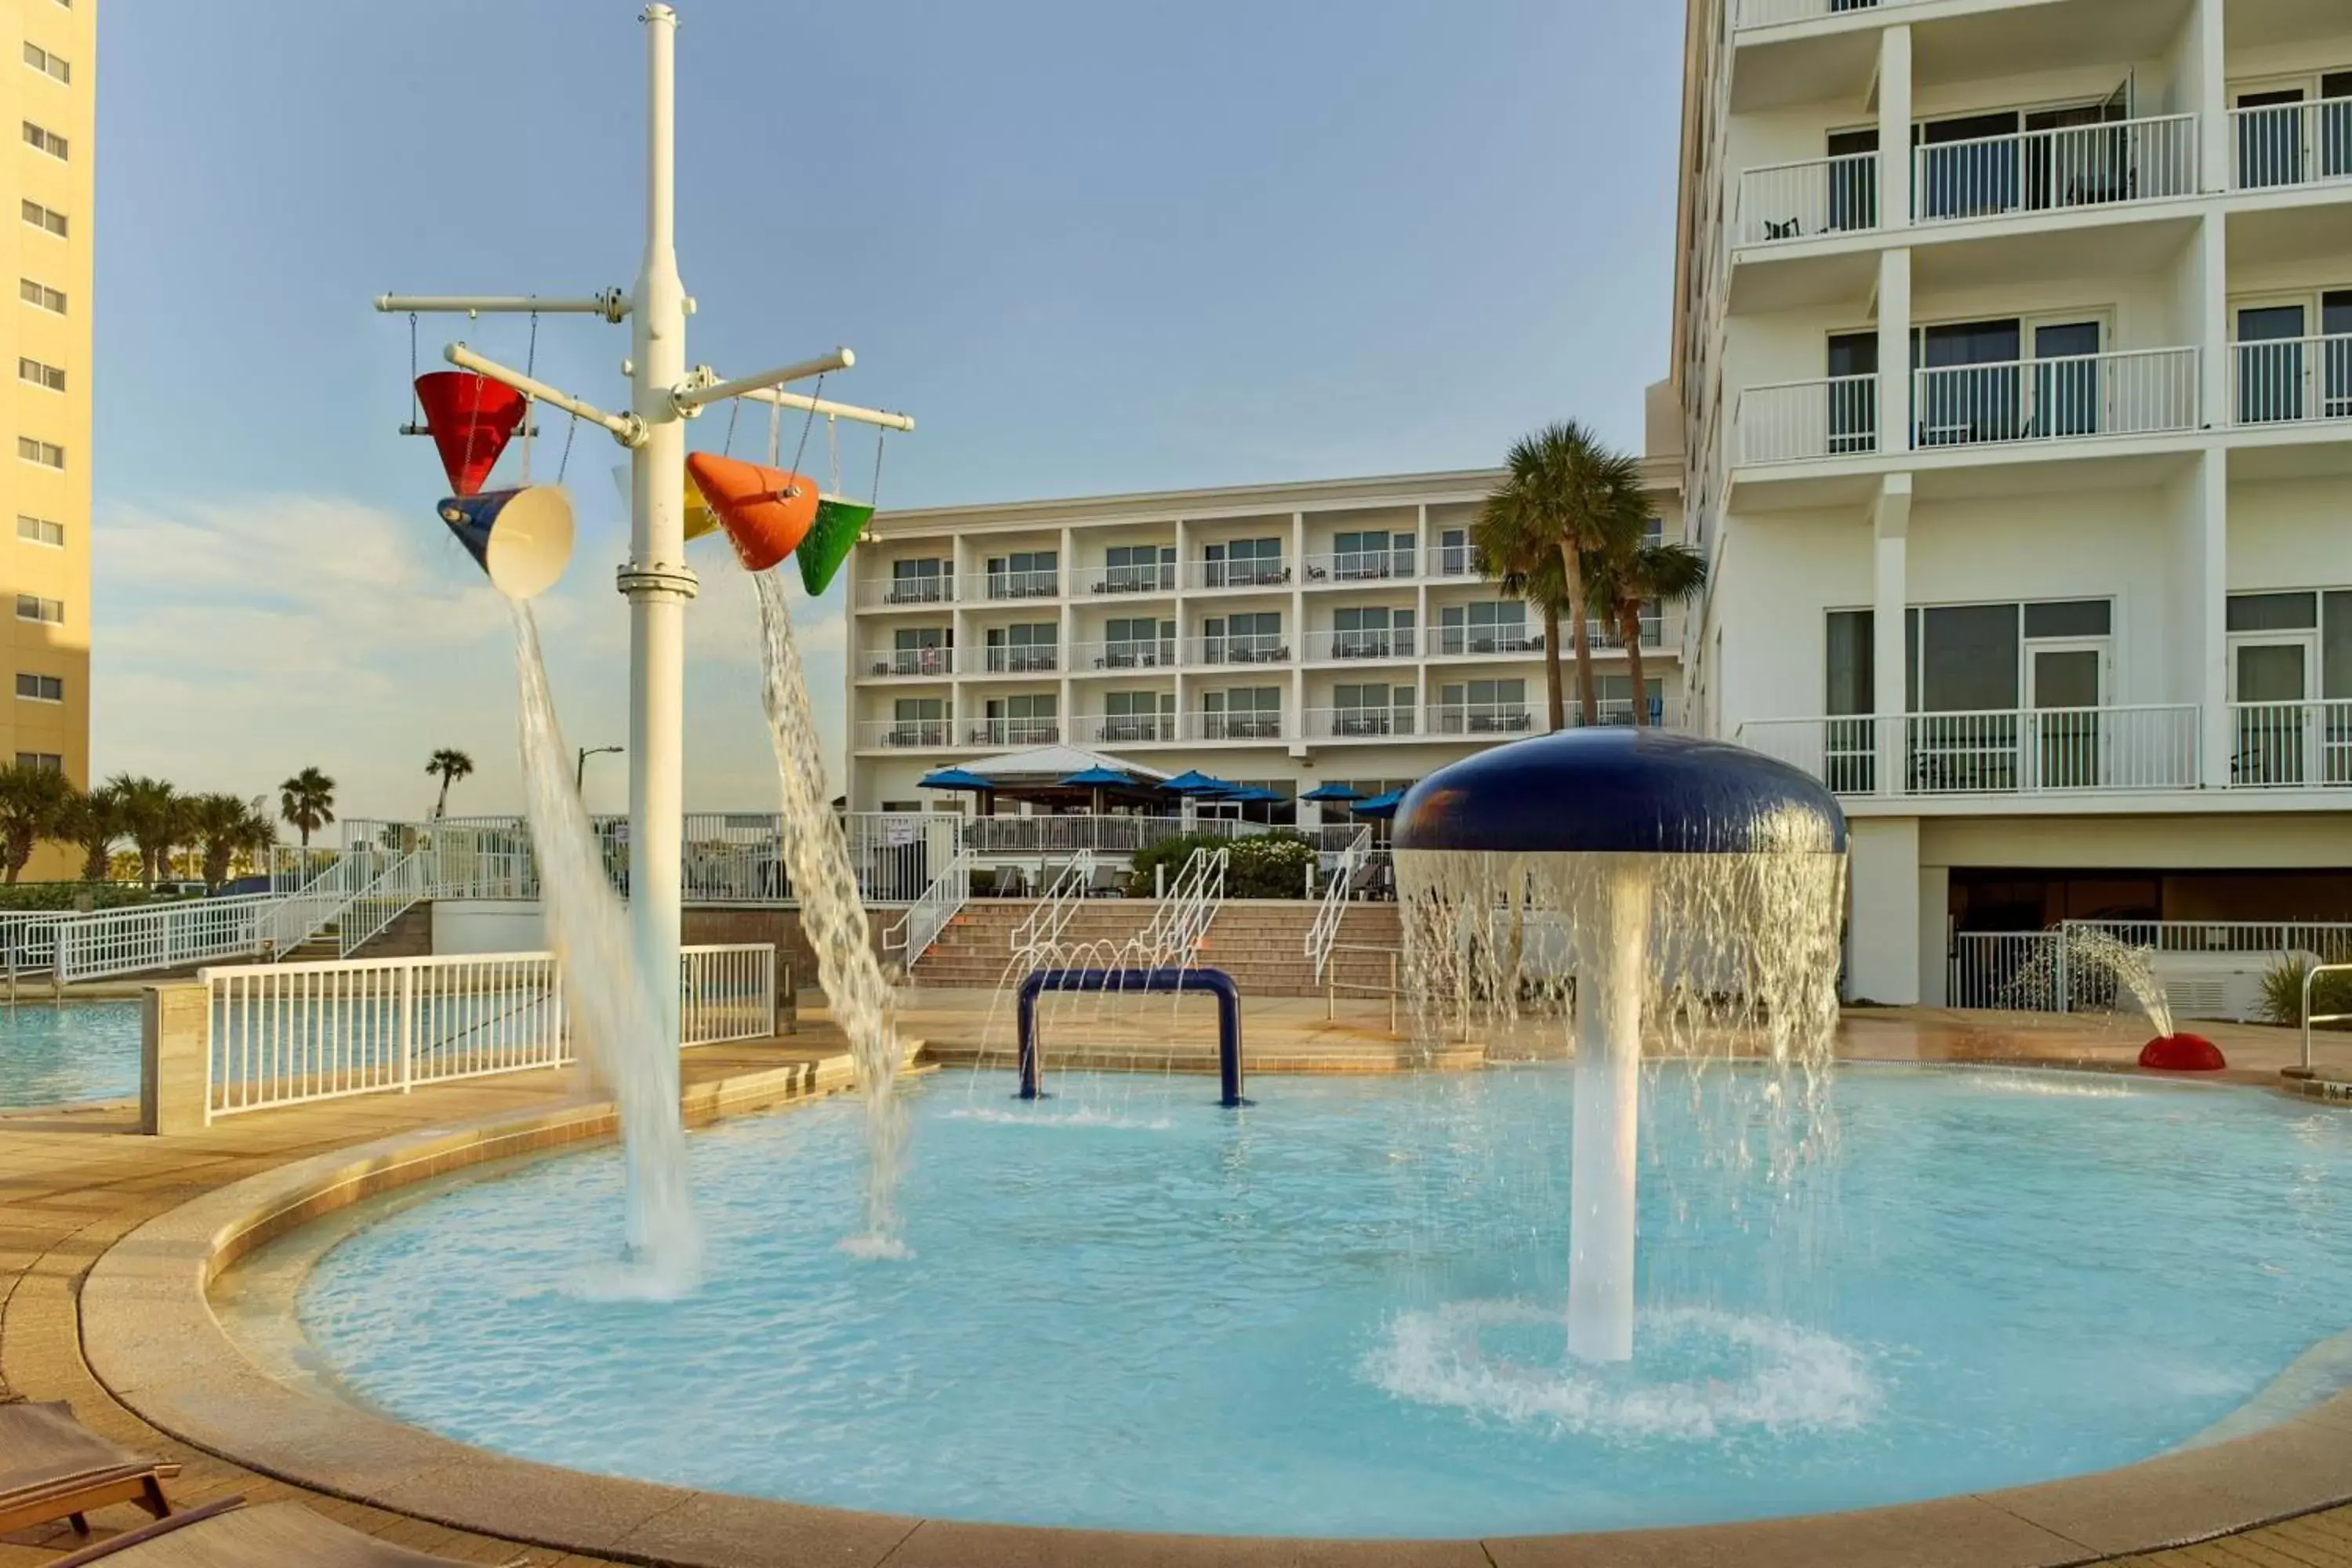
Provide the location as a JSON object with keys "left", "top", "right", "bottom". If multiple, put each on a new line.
{"left": 1912, "top": 348, "right": 2199, "bottom": 448}
{"left": 855, "top": 718, "right": 953, "bottom": 750}
{"left": 1913, "top": 114, "right": 2197, "bottom": 223}
{"left": 2230, "top": 98, "right": 2352, "bottom": 192}
{"left": 1068, "top": 638, "right": 1180, "bottom": 673}
{"left": 1185, "top": 558, "right": 1293, "bottom": 590}
{"left": 1191, "top": 633, "right": 1292, "bottom": 666}
{"left": 1738, "top": 151, "right": 1879, "bottom": 246}
{"left": 1738, "top": 374, "right": 1878, "bottom": 465}
{"left": 1736, "top": 0, "right": 1919, "bottom": 27}
{"left": 860, "top": 573, "right": 955, "bottom": 608}
{"left": 1074, "top": 713, "right": 1179, "bottom": 746}
{"left": 1302, "top": 548, "right": 1417, "bottom": 585}
{"left": 1304, "top": 629, "right": 1418, "bottom": 662}
{"left": 1188, "top": 710, "right": 1287, "bottom": 742}
{"left": 1427, "top": 703, "right": 1541, "bottom": 737}
{"left": 2230, "top": 336, "right": 2352, "bottom": 427}
{"left": 1432, "top": 626, "right": 1543, "bottom": 657}
{"left": 979, "top": 644, "right": 1059, "bottom": 674}
{"left": 862, "top": 646, "right": 953, "bottom": 678}
{"left": 1075, "top": 560, "right": 1178, "bottom": 596}
{"left": 1425, "top": 543, "right": 1485, "bottom": 579}
{"left": 980, "top": 568, "right": 1060, "bottom": 601}
{"left": 1738, "top": 706, "right": 2204, "bottom": 796}
{"left": 1302, "top": 706, "right": 1419, "bottom": 741}
{"left": 966, "top": 718, "right": 1061, "bottom": 747}
{"left": 2230, "top": 701, "right": 2352, "bottom": 789}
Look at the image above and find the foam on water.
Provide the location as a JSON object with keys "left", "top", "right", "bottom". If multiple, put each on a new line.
{"left": 947, "top": 1105, "right": 1177, "bottom": 1133}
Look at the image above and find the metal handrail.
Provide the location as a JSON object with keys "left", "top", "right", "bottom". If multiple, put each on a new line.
{"left": 1011, "top": 851, "right": 1097, "bottom": 964}
{"left": 1324, "top": 942, "right": 1404, "bottom": 1032}
{"left": 2302, "top": 961, "right": 2352, "bottom": 1073}
{"left": 1306, "top": 828, "right": 1372, "bottom": 982}
{"left": 885, "top": 848, "right": 972, "bottom": 970}
{"left": 1145, "top": 848, "right": 1228, "bottom": 968}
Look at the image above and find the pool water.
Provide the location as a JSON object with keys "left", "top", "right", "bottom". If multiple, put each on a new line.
{"left": 0, "top": 1000, "right": 142, "bottom": 1107}
{"left": 294, "top": 1066, "right": 2352, "bottom": 1538}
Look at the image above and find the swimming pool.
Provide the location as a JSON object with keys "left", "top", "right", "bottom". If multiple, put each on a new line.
{"left": 0, "top": 1000, "right": 143, "bottom": 1107}
{"left": 292, "top": 1065, "right": 2352, "bottom": 1538}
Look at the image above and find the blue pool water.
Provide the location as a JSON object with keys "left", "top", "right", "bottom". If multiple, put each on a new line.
{"left": 295, "top": 1066, "right": 2352, "bottom": 1537}
{"left": 0, "top": 1000, "right": 142, "bottom": 1106}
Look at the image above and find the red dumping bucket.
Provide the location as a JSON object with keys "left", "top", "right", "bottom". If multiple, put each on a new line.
{"left": 686, "top": 452, "right": 819, "bottom": 572}
{"left": 415, "top": 372, "right": 526, "bottom": 498}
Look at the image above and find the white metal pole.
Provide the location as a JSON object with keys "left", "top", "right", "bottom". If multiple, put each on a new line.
{"left": 623, "top": 2, "right": 693, "bottom": 1047}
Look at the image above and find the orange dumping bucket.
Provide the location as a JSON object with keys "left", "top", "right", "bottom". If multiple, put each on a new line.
{"left": 414, "top": 372, "right": 525, "bottom": 498}
{"left": 686, "top": 452, "right": 818, "bottom": 572}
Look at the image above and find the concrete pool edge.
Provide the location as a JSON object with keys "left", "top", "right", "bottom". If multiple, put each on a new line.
{"left": 79, "top": 1062, "right": 2352, "bottom": 1568}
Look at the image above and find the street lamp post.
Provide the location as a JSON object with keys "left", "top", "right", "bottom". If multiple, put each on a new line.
{"left": 375, "top": 4, "right": 909, "bottom": 1047}
{"left": 577, "top": 745, "right": 624, "bottom": 792}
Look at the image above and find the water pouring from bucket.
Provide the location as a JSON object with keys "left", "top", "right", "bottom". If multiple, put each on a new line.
{"left": 687, "top": 452, "right": 819, "bottom": 572}
{"left": 437, "top": 487, "right": 575, "bottom": 601}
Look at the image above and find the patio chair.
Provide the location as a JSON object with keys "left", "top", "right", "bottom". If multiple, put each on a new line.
{"left": 49, "top": 1497, "right": 471, "bottom": 1566}
{"left": 0, "top": 1400, "right": 177, "bottom": 1539}
{"left": 1086, "top": 863, "right": 1126, "bottom": 897}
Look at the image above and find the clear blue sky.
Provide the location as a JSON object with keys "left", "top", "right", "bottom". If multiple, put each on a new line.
{"left": 91, "top": 1, "right": 1682, "bottom": 824}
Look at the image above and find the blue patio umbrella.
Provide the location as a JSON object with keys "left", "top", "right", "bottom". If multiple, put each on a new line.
{"left": 1351, "top": 789, "right": 1407, "bottom": 819}
{"left": 1223, "top": 785, "right": 1285, "bottom": 803}
{"left": 1160, "top": 769, "right": 1235, "bottom": 796}
{"left": 918, "top": 767, "right": 995, "bottom": 791}
{"left": 1300, "top": 782, "right": 1364, "bottom": 803}
{"left": 1058, "top": 767, "right": 1138, "bottom": 788}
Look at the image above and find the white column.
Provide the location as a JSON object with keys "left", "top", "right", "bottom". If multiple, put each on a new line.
{"left": 2196, "top": 448, "right": 2230, "bottom": 786}
{"left": 1877, "top": 25, "right": 1913, "bottom": 230}
{"left": 1058, "top": 524, "right": 1076, "bottom": 746}
{"left": 1566, "top": 858, "right": 1653, "bottom": 1364}
{"left": 1847, "top": 817, "right": 1922, "bottom": 1005}
{"left": 622, "top": 3, "right": 694, "bottom": 1044}
{"left": 1872, "top": 474, "right": 1911, "bottom": 795}
{"left": 1876, "top": 246, "right": 1912, "bottom": 457}
{"left": 1917, "top": 863, "right": 1949, "bottom": 1007}
{"left": 2194, "top": 0, "right": 2227, "bottom": 193}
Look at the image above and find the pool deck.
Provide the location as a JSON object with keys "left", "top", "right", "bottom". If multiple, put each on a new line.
{"left": 2, "top": 999, "right": 2350, "bottom": 1566}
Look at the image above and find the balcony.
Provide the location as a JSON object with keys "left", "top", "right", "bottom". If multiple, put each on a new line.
{"left": 856, "top": 718, "right": 952, "bottom": 750}
{"left": 1302, "top": 547, "right": 1417, "bottom": 585}
{"left": 1433, "top": 628, "right": 1544, "bottom": 657}
{"left": 1735, "top": 0, "right": 1918, "bottom": 27}
{"left": 978, "top": 644, "right": 1058, "bottom": 675}
{"left": 967, "top": 718, "right": 1061, "bottom": 747}
{"left": 1739, "top": 374, "right": 1878, "bottom": 465}
{"left": 1076, "top": 561, "right": 1177, "bottom": 596}
{"left": 864, "top": 646, "right": 953, "bottom": 679}
{"left": 2230, "top": 99, "right": 2352, "bottom": 194}
{"left": 860, "top": 574, "right": 956, "bottom": 608}
{"left": 1303, "top": 707, "right": 1418, "bottom": 741}
{"left": 981, "top": 568, "right": 1060, "bottom": 601}
{"left": 1192, "top": 633, "right": 1291, "bottom": 666}
{"left": 1185, "top": 559, "right": 1292, "bottom": 591}
{"left": 1738, "top": 152, "right": 1878, "bottom": 247}
{"left": 1428, "top": 703, "right": 1537, "bottom": 736}
{"left": 1737, "top": 706, "right": 2207, "bottom": 796}
{"left": 1075, "top": 713, "right": 1178, "bottom": 746}
{"left": 2230, "top": 702, "right": 2352, "bottom": 789}
{"left": 2230, "top": 336, "right": 2352, "bottom": 428}
{"left": 1911, "top": 115, "right": 2197, "bottom": 226}
{"left": 1304, "top": 629, "right": 1418, "bottom": 662}
{"left": 1425, "top": 542, "right": 1485, "bottom": 579}
{"left": 1069, "top": 638, "right": 1179, "bottom": 673}
{"left": 1189, "top": 712, "right": 1286, "bottom": 742}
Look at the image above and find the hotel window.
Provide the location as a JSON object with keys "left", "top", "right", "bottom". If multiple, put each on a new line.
{"left": 984, "top": 622, "right": 1057, "bottom": 673}
{"left": 22, "top": 43, "right": 68, "bottom": 84}
{"left": 2233, "top": 291, "right": 2352, "bottom": 424}
{"left": 1327, "top": 529, "right": 1414, "bottom": 581}
{"left": 18, "top": 358, "right": 63, "bottom": 393}
{"left": 1202, "top": 612, "right": 1282, "bottom": 663}
{"left": 981, "top": 693, "right": 1057, "bottom": 744}
{"left": 14, "top": 673, "right": 60, "bottom": 702}
{"left": 883, "top": 626, "right": 948, "bottom": 677}
{"left": 1824, "top": 609, "right": 1878, "bottom": 792}
{"left": 1433, "top": 525, "right": 1486, "bottom": 576}
{"left": 15, "top": 753, "right": 60, "bottom": 773}
{"left": 1438, "top": 678, "right": 1530, "bottom": 734}
{"left": 1102, "top": 617, "right": 1174, "bottom": 669}
{"left": 19, "top": 278, "right": 64, "bottom": 314}
{"left": 16, "top": 515, "right": 62, "bottom": 548}
{"left": 1102, "top": 690, "right": 1174, "bottom": 743}
{"left": 1330, "top": 683, "right": 1414, "bottom": 737}
{"left": 21, "top": 122, "right": 66, "bottom": 161}
{"left": 1203, "top": 536, "right": 1285, "bottom": 587}
{"left": 20, "top": 200, "right": 65, "bottom": 238}
{"left": 16, "top": 437, "right": 62, "bottom": 469}
{"left": 1203, "top": 687, "right": 1281, "bottom": 740}
{"left": 1438, "top": 601, "right": 1532, "bottom": 655}
{"left": 1101, "top": 543, "right": 1174, "bottom": 593}
{"left": 1332, "top": 605, "right": 1413, "bottom": 658}
{"left": 16, "top": 595, "right": 62, "bottom": 624}
{"left": 885, "top": 557, "right": 948, "bottom": 604}
{"left": 984, "top": 549, "right": 1057, "bottom": 599}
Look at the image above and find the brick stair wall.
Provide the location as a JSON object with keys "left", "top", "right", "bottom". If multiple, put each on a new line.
{"left": 911, "top": 898, "right": 1403, "bottom": 997}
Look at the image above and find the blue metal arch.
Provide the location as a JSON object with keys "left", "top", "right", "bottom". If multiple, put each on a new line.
{"left": 1016, "top": 967, "right": 1247, "bottom": 1108}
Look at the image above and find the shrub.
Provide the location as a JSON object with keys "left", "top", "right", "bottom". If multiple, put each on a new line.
{"left": 1125, "top": 831, "right": 1316, "bottom": 899}
{"left": 0, "top": 881, "right": 160, "bottom": 913}
{"left": 2256, "top": 956, "right": 2352, "bottom": 1029}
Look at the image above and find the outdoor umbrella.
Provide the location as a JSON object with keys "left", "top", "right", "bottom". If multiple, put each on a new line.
{"left": 1352, "top": 789, "right": 1406, "bottom": 819}
{"left": 1059, "top": 765, "right": 1137, "bottom": 815}
{"left": 1300, "top": 782, "right": 1364, "bottom": 803}
{"left": 918, "top": 767, "right": 994, "bottom": 791}
{"left": 1160, "top": 769, "right": 1235, "bottom": 796}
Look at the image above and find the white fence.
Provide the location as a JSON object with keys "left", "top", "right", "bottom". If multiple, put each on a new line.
{"left": 201, "top": 943, "right": 779, "bottom": 1120}
{"left": 2230, "top": 98, "right": 2352, "bottom": 192}
{"left": 2230, "top": 336, "right": 2352, "bottom": 427}
{"left": 1914, "top": 114, "right": 2197, "bottom": 222}
{"left": 2231, "top": 700, "right": 2352, "bottom": 789}
{"left": 58, "top": 894, "right": 280, "bottom": 985}
{"left": 1913, "top": 348, "right": 2199, "bottom": 448}
{"left": 1740, "top": 706, "right": 2205, "bottom": 796}
{"left": 1738, "top": 151, "right": 1878, "bottom": 246}
{"left": 1738, "top": 375, "right": 1878, "bottom": 465}
{"left": 1948, "top": 923, "right": 2352, "bottom": 1016}
{"left": 1736, "top": 0, "right": 1920, "bottom": 26}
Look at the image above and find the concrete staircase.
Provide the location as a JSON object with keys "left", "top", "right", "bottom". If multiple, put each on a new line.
{"left": 275, "top": 904, "right": 433, "bottom": 965}
{"left": 910, "top": 899, "right": 1403, "bottom": 998}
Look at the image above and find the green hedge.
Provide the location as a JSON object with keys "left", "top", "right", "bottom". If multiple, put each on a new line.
{"left": 1125, "top": 832, "right": 1316, "bottom": 899}
{"left": 0, "top": 882, "right": 172, "bottom": 913}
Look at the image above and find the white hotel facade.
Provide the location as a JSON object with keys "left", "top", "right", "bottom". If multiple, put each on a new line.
{"left": 1679, "top": 0, "right": 2352, "bottom": 1001}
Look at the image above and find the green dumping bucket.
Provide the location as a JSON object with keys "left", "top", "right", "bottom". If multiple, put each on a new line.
{"left": 797, "top": 495, "right": 873, "bottom": 597}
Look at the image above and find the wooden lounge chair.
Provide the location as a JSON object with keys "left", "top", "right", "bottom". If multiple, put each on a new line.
{"left": 0, "top": 1400, "right": 176, "bottom": 1539}
{"left": 50, "top": 1497, "right": 474, "bottom": 1566}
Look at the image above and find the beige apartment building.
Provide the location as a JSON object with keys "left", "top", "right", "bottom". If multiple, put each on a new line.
{"left": 1, "top": 0, "right": 89, "bottom": 849}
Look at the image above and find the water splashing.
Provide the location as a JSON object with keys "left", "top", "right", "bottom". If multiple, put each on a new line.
{"left": 510, "top": 601, "right": 700, "bottom": 1292}
{"left": 2004, "top": 927, "right": 2176, "bottom": 1038}
{"left": 750, "top": 568, "right": 908, "bottom": 1250}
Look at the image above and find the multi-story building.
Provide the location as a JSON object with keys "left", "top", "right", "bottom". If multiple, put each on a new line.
{"left": 1673, "top": 0, "right": 2352, "bottom": 1002}
{"left": 1, "top": 0, "right": 89, "bottom": 842}
{"left": 844, "top": 456, "right": 1684, "bottom": 820}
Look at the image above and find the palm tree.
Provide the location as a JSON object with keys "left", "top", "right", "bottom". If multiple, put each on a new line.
{"left": 0, "top": 762, "right": 71, "bottom": 883}
{"left": 107, "top": 774, "right": 183, "bottom": 885}
{"left": 186, "top": 793, "right": 255, "bottom": 891}
{"left": 1581, "top": 537, "right": 1708, "bottom": 728}
{"left": 279, "top": 767, "right": 336, "bottom": 848}
{"left": 1469, "top": 497, "right": 1574, "bottom": 730}
{"left": 56, "top": 780, "right": 124, "bottom": 883}
{"left": 238, "top": 796, "right": 278, "bottom": 881}
{"left": 1484, "top": 422, "right": 1651, "bottom": 728}
{"left": 425, "top": 748, "right": 474, "bottom": 820}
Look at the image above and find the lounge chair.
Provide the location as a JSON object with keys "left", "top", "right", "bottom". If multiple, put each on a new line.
{"left": 0, "top": 1400, "right": 176, "bottom": 1539}
{"left": 50, "top": 1497, "right": 471, "bottom": 1566}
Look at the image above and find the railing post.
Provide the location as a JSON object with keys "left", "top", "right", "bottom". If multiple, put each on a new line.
{"left": 2055, "top": 924, "right": 2071, "bottom": 1014}
{"left": 398, "top": 964, "right": 416, "bottom": 1093}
